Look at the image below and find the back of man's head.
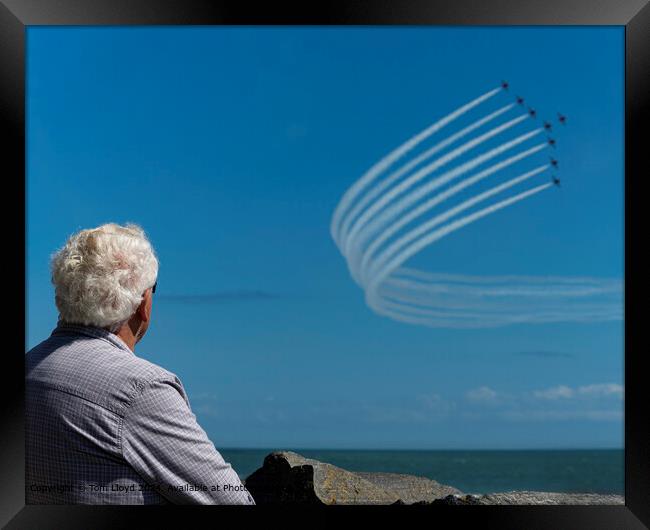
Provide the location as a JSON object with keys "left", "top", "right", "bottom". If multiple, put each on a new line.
{"left": 50, "top": 223, "right": 158, "bottom": 333}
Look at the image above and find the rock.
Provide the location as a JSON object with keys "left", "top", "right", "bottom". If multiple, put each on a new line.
{"left": 475, "top": 491, "right": 624, "bottom": 505}
{"left": 355, "top": 471, "right": 461, "bottom": 504}
{"left": 244, "top": 451, "right": 461, "bottom": 505}
{"left": 244, "top": 452, "right": 625, "bottom": 506}
{"left": 431, "top": 491, "right": 623, "bottom": 505}
{"left": 430, "top": 494, "right": 482, "bottom": 505}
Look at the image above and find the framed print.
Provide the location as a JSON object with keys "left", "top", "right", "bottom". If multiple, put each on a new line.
{"left": 1, "top": 1, "right": 648, "bottom": 528}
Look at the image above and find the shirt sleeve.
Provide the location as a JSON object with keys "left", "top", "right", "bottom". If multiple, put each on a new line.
{"left": 121, "top": 377, "right": 255, "bottom": 505}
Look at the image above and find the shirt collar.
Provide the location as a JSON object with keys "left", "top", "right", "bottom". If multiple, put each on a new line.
{"left": 51, "top": 321, "right": 134, "bottom": 355}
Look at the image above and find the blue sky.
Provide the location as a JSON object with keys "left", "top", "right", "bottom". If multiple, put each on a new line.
{"left": 26, "top": 27, "right": 624, "bottom": 449}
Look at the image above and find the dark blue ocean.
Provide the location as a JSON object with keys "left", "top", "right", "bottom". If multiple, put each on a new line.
{"left": 221, "top": 448, "right": 623, "bottom": 495}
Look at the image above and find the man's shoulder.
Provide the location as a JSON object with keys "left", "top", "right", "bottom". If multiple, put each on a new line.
{"left": 30, "top": 331, "right": 173, "bottom": 373}
{"left": 127, "top": 353, "right": 181, "bottom": 386}
{"left": 26, "top": 330, "right": 183, "bottom": 414}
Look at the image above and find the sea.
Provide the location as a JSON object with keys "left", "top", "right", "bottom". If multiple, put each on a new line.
{"left": 220, "top": 448, "right": 624, "bottom": 495}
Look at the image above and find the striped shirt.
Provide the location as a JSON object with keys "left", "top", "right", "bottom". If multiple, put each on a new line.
{"left": 25, "top": 322, "right": 255, "bottom": 505}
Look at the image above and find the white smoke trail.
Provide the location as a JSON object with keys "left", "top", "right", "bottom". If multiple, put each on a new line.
{"left": 342, "top": 114, "right": 533, "bottom": 256}
{"left": 330, "top": 86, "right": 502, "bottom": 248}
{"left": 337, "top": 104, "right": 516, "bottom": 251}
{"left": 384, "top": 276, "right": 622, "bottom": 299}
{"left": 355, "top": 150, "right": 548, "bottom": 284}
{"left": 365, "top": 166, "right": 549, "bottom": 284}
{"left": 330, "top": 87, "right": 622, "bottom": 328}
{"left": 375, "top": 290, "right": 620, "bottom": 318}
{"left": 378, "top": 276, "right": 621, "bottom": 313}
{"left": 367, "top": 183, "right": 553, "bottom": 293}
{"left": 366, "top": 303, "right": 622, "bottom": 328}
{"left": 377, "top": 292, "right": 621, "bottom": 318}
{"left": 344, "top": 125, "right": 542, "bottom": 259}
{"left": 367, "top": 297, "right": 622, "bottom": 328}
{"left": 393, "top": 268, "right": 622, "bottom": 288}
{"left": 376, "top": 270, "right": 623, "bottom": 324}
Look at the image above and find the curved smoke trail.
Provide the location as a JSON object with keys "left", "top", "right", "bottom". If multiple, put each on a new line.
{"left": 337, "top": 103, "right": 516, "bottom": 256}
{"left": 331, "top": 85, "right": 622, "bottom": 328}
{"left": 330, "top": 86, "right": 502, "bottom": 249}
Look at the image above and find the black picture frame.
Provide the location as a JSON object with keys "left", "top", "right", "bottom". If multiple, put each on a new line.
{"left": 2, "top": 1, "right": 648, "bottom": 528}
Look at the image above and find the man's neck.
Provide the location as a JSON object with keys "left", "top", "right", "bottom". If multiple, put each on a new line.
{"left": 115, "top": 324, "right": 138, "bottom": 352}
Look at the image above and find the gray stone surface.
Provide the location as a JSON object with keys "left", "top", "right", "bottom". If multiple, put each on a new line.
{"left": 244, "top": 451, "right": 461, "bottom": 505}
{"left": 431, "top": 492, "right": 624, "bottom": 505}
{"left": 356, "top": 471, "right": 461, "bottom": 504}
{"left": 478, "top": 491, "right": 624, "bottom": 505}
{"left": 244, "top": 451, "right": 399, "bottom": 504}
{"left": 244, "top": 451, "right": 624, "bottom": 506}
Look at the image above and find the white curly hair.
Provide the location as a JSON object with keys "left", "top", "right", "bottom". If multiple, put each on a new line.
{"left": 50, "top": 223, "right": 159, "bottom": 332}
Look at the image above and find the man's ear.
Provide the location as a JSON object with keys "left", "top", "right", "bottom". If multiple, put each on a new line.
{"left": 136, "top": 291, "right": 151, "bottom": 322}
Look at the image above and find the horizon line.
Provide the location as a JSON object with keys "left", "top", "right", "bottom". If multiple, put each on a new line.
{"left": 217, "top": 446, "right": 624, "bottom": 452}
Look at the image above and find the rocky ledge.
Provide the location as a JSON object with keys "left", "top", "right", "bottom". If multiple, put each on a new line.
{"left": 243, "top": 451, "right": 624, "bottom": 506}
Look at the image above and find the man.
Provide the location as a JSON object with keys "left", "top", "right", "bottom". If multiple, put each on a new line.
{"left": 25, "top": 223, "right": 255, "bottom": 505}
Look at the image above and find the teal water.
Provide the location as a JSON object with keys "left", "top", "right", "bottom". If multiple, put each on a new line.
{"left": 220, "top": 448, "right": 624, "bottom": 495}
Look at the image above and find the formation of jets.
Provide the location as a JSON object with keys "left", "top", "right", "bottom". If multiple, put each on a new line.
{"left": 550, "top": 158, "right": 560, "bottom": 186}
{"left": 501, "top": 81, "right": 567, "bottom": 126}
{"left": 501, "top": 82, "right": 567, "bottom": 189}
